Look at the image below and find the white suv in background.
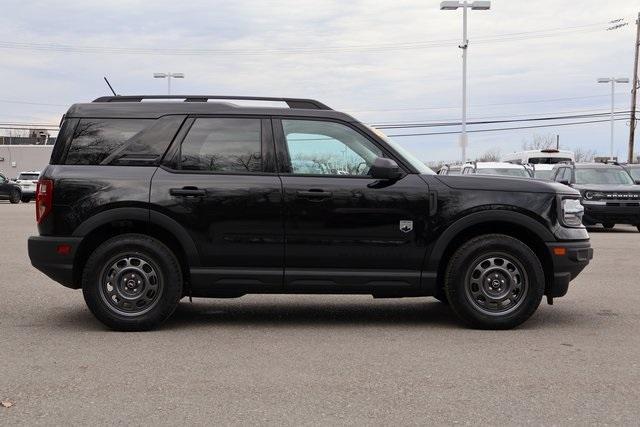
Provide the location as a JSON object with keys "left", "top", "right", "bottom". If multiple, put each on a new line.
{"left": 15, "top": 171, "right": 40, "bottom": 203}
{"left": 461, "top": 161, "right": 533, "bottom": 178}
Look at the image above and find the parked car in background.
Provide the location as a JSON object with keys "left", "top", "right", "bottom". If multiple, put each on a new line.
{"left": 438, "top": 164, "right": 462, "bottom": 175}
{"left": 461, "top": 161, "right": 533, "bottom": 178}
{"left": 0, "top": 172, "right": 22, "bottom": 204}
{"left": 531, "top": 164, "right": 556, "bottom": 180}
{"left": 621, "top": 163, "right": 640, "bottom": 183}
{"left": 551, "top": 162, "right": 640, "bottom": 231}
{"left": 502, "top": 149, "right": 574, "bottom": 165}
{"left": 15, "top": 171, "right": 40, "bottom": 203}
{"left": 28, "top": 95, "right": 592, "bottom": 331}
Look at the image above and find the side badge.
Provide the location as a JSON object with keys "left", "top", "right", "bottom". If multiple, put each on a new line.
{"left": 399, "top": 220, "right": 413, "bottom": 233}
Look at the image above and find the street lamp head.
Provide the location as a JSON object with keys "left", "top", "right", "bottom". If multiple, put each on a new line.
{"left": 471, "top": 1, "right": 491, "bottom": 10}
{"left": 153, "top": 73, "right": 167, "bottom": 78}
{"left": 172, "top": 73, "right": 185, "bottom": 79}
{"left": 615, "top": 77, "right": 630, "bottom": 83}
{"left": 597, "top": 78, "right": 611, "bottom": 83}
{"left": 440, "top": 1, "right": 461, "bottom": 10}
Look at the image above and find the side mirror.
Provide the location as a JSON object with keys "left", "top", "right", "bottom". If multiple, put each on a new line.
{"left": 635, "top": 179, "right": 640, "bottom": 185}
{"left": 559, "top": 179, "right": 570, "bottom": 186}
{"left": 369, "top": 157, "right": 402, "bottom": 180}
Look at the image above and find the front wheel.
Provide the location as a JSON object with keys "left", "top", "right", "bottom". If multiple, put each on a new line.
{"left": 82, "top": 234, "right": 183, "bottom": 331}
{"left": 445, "top": 234, "right": 544, "bottom": 330}
{"left": 9, "top": 189, "right": 21, "bottom": 204}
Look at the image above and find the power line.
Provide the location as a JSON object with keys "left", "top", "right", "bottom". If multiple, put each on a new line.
{"left": 0, "top": 18, "right": 628, "bottom": 56}
{"left": 372, "top": 111, "right": 631, "bottom": 129}
{"left": 385, "top": 117, "right": 630, "bottom": 138}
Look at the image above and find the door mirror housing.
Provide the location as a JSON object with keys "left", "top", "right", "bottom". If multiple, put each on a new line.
{"left": 559, "top": 179, "right": 570, "bottom": 186}
{"left": 634, "top": 179, "right": 640, "bottom": 185}
{"left": 369, "top": 157, "right": 402, "bottom": 180}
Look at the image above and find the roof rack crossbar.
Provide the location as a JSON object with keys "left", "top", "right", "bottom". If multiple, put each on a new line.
{"left": 92, "top": 95, "right": 332, "bottom": 110}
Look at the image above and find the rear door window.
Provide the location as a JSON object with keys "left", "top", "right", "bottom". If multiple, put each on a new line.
{"left": 178, "top": 118, "right": 262, "bottom": 173}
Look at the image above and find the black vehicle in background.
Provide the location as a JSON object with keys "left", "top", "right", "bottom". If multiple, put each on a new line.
{"left": 0, "top": 172, "right": 21, "bottom": 204}
{"left": 28, "top": 95, "right": 593, "bottom": 331}
{"left": 551, "top": 162, "right": 640, "bottom": 231}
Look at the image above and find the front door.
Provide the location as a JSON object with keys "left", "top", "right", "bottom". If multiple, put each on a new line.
{"left": 150, "top": 116, "right": 284, "bottom": 293}
{"left": 274, "top": 118, "right": 430, "bottom": 292}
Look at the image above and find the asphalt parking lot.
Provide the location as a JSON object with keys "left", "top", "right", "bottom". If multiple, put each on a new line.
{"left": 1, "top": 201, "right": 639, "bottom": 425}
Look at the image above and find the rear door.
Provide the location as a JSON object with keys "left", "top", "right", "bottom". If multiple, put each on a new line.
{"left": 150, "top": 116, "right": 284, "bottom": 293}
{"left": 273, "top": 118, "right": 431, "bottom": 292}
{"left": 0, "top": 174, "right": 10, "bottom": 198}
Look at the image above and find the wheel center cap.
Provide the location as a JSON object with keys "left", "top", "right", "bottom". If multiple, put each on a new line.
{"left": 492, "top": 279, "right": 501, "bottom": 288}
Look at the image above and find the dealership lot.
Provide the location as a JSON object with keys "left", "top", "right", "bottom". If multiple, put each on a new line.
{"left": 1, "top": 201, "right": 639, "bottom": 425}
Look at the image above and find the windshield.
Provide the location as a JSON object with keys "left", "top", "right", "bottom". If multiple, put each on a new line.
{"left": 627, "top": 167, "right": 640, "bottom": 181}
{"left": 368, "top": 127, "right": 434, "bottom": 175}
{"left": 478, "top": 168, "right": 531, "bottom": 177}
{"left": 534, "top": 170, "right": 554, "bottom": 180}
{"left": 18, "top": 173, "right": 39, "bottom": 181}
{"left": 575, "top": 168, "right": 634, "bottom": 185}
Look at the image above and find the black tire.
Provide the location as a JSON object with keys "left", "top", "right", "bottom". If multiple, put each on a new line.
{"left": 82, "top": 234, "right": 183, "bottom": 331}
{"left": 445, "top": 234, "right": 544, "bottom": 330}
{"left": 637, "top": 225, "right": 640, "bottom": 233}
{"left": 433, "top": 290, "right": 449, "bottom": 305}
{"left": 9, "top": 189, "right": 21, "bottom": 204}
{"left": 20, "top": 196, "right": 31, "bottom": 203}
{"left": 602, "top": 223, "right": 615, "bottom": 230}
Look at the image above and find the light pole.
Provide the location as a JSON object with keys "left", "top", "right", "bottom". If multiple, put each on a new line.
{"left": 598, "top": 77, "right": 629, "bottom": 160}
{"left": 440, "top": 1, "right": 491, "bottom": 163}
{"left": 153, "top": 72, "right": 185, "bottom": 95}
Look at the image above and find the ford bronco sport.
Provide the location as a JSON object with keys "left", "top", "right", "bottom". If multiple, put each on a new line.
{"left": 28, "top": 95, "right": 593, "bottom": 331}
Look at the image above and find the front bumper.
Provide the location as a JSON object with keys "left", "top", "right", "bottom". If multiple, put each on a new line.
{"left": 582, "top": 201, "right": 640, "bottom": 225}
{"left": 545, "top": 240, "right": 593, "bottom": 298}
{"left": 28, "top": 236, "right": 83, "bottom": 289}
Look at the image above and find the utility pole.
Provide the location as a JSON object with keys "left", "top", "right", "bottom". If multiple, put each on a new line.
{"left": 556, "top": 134, "right": 560, "bottom": 150}
{"left": 598, "top": 77, "right": 629, "bottom": 161}
{"left": 440, "top": 1, "right": 491, "bottom": 163}
{"left": 629, "top": 13, "right": 640, "bottom": 163}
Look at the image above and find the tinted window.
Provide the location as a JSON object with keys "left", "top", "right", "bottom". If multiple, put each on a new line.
{"left": 529, "top": 157, "right": 572, "bottom": 164}
{"left": 18, "top": 173, "right": 39, "bottom": 180}
{"left": 65, "top": 119, "right": 152, "bottom": 165}
{"left": 180, "top": 118, "right": 262, "bottom": 172}
{"left": 575, "top": 168, "right": 634, "bottom": 185}
{"left": 282, "top": 120, "right": 382, "bottom": 176}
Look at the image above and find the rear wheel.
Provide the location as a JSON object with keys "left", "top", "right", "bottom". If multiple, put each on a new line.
{"left": 602, "top": 223, "right": 615, "bottom": 230}
{"left": 82, "top": 234, "right": 183, "bottom": 331}
{"left": 9, "top": 189, "right": 20, "bottom": 204}
{"left": 637, "top": 225, "right": 640, "bottom": 233}
{"left": 20, "top": 196, "right": 31, "bottom": 203}
{"left": 445, "top": 234, "right": 544, "bottom": 330}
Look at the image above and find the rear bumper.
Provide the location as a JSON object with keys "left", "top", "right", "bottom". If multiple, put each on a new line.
{"left": 28, "top": 236, "right": 82, "bottom": 289}
{"left": 583, "top": 203, "right": 640, "bottom": 225}
{"left": 545, "top": 240, "right": 593, "bottom": 298}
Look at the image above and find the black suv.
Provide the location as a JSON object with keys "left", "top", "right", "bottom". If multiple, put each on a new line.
{"left": 0, "top": 172, "right": 21, "bottom": 204}
{"left": 551, "top": 162, "right": 640, "bottom": 231}
{"left": 28, "top": 95, "right": 593, "bottom": 331}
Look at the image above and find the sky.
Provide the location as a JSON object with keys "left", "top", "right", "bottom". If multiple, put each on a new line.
{"left": 1, "top": 0, "right": 639, "bottom": 163}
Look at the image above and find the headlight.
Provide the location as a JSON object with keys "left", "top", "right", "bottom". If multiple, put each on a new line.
{"left": 561, "top": 198, "right": 584, "bottom": 227}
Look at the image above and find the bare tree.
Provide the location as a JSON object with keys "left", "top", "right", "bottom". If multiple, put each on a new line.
{"left": 521, "top": 134, "right": 557, "bottom": 151}
{"left": 477, "top": 148, "right": 501, "bottom": 162}
{"left": 573, "top": 147, "right": 597, "bottom": 162}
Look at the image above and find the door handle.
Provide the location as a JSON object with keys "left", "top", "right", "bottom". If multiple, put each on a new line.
{"left": 170, "top": 187, "right": 206, "bottom": 197}
{"left": 296, "top": 189, "right": 332, "bottom": 201}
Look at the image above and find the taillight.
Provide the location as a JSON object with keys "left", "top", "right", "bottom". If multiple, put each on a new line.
{"left": 36, "top": 179, "right": 53, "bottom": 224}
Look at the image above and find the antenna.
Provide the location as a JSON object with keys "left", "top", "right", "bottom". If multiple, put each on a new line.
{"left": 103, "top": 76, "right": 118, "bottom": 96}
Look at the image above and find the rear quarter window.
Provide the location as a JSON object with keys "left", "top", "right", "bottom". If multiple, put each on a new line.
{"left": 64, "top": 119, "right": 152, "bottom": 165}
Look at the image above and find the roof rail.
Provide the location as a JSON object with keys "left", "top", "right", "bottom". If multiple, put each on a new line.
{"left": 91, "top": 95, "right": 332, "bottom": 110}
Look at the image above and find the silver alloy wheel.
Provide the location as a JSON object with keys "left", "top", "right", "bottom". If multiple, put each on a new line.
{"left": 464, "top": 252, "right": 529, "bottom": 316}
{"left": 99, "top": 255, "right": 163, "bottom": 317}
